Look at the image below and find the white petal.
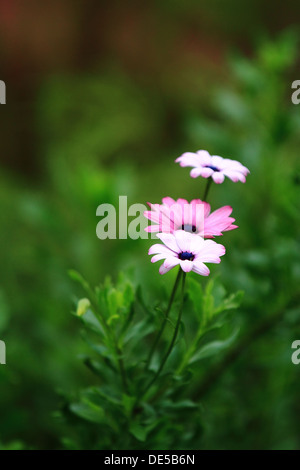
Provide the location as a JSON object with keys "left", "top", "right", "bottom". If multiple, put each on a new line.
{"left": 190, "top": 168, "right": 204, "bottom": 178}
{"left": 210, "top": 155, "right": 225, "bottom": 168}
{"left": 189, "top": 234, "right": 205, "bottom": 254}
{"left": 212, "top": 172, "right": 225, "bottom": 184}
{"left": 195, "top": 240, "right": 226, "bottom": 263}
{"left": 179, "top": 260, "right": 194, "bottom": 272}
{"left": 156, "top": 233, "right": 179, "bottom": 252}
{"left": 196, "top": 150, "right": 212, "bottom": 165}
{"left": 192, "top": 261, "right": 210, "bottom": 276}
{"left": 159, "top": 257, "right": 180, "bottom": 275}
{"left": 174, "top": 230, "right": 193, "bottom": 252}
{"left": 164, "top": 257, "right": 180, "bottom": 270}
{"left": 151, "top": 253, "right": 167, "bottom": 263}
{"left": 176, "top": 152, "right": 202, "bottom": 167}
{"left": 222, "top": 169, "right": 246, "bottom": 183}
{"left": 198, "top": 167, "right": 214, "bottom": 178}
{"left": 148, "top": 244, "right": 173, "bottom": 256}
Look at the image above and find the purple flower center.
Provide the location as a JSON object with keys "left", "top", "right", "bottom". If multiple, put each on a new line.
{"left": 205, "top": 165, "right": 220, "bottom": 172}
{"left": 182, "top": 224, "right": 197, "bottom": 233}
{"left": 179, "top": 251, "right": 195, "bottom": 261}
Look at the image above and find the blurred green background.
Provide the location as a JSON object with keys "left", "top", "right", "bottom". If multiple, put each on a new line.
{"left": 0, "top": 0, "right": 300, "bottom": 450}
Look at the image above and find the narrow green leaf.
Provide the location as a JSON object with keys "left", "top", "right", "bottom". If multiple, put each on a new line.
{"left": 189, "top": 327, "right": 240, "bottom": 364}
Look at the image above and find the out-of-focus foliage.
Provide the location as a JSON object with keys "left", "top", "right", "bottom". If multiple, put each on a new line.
{"left": 0, "top": 30, "right": 299, "bottom": 449}
{"left": 58, "top": 272, "right": 242, "bottom": 450}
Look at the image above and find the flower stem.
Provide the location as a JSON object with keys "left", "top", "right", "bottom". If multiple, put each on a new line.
{"left": 138, "top": 272, "right": 186, "bottom": 404}
{"left": 202, "top": 178, "right": 212, "bottom": 200}
{"left": 145, "top": 267, "right": 182, "bottom": 371}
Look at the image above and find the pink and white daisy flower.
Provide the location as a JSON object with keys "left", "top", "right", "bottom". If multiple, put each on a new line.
{"left": 149, "top": 230, "right": 226, "bottom": 275}
{"left": 176, "top": 150, "right": 250, "bottom": 184}
{"left": 144, "top": 197, "right": 237, "bottom": 238}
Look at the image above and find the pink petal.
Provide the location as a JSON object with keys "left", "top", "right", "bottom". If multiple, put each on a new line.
{"left": 190, "top": 199, "right": 210, "bottom": 217}
{"left": 223, "top": 224, "right": 238, "bottom": 232}
{"left": 145, "top": 225, "right": 160, "bottom": 233}
{"left": 162, "top": 197, "right": 176, "bottom": 207}
{"left": 176, "top": 198, "right": 189, "bottom": 207}
{"left": 167, "top": 203, "right": 186, "bottom": 228}
{"left": 144, "top": 209, "right": 174, "bottom": 232}
{"left": 204, "top": 206, "right": 236, "bottom": 236}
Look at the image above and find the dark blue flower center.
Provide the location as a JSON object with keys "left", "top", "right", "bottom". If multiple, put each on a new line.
{"left": 181, "top": 224, "right": 197, "bottom": 233}
{"left": 179, "top": 251, "right": 195, "bottom": 261}
{"left": 205, "top": 165, "right": 220, "bottom": 172}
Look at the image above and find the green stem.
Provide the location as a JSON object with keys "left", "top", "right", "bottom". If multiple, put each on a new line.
{"left": 137, "top": 272, "right": 186, "bottom": 404}
{"left": 144, "top": 267, "right": 182, "bottom": 371}
{"left": 202, "top": 178, "right": 212, "bottom": 200}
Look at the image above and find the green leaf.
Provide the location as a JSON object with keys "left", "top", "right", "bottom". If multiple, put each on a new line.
{"left": 129, "top": 421, "right": 158, "bottom": 442}
{"left": 188, "top": 278, "right": 203, "bottom": 316}
{"left": 107, "top": 288, "right": 123, "bottom": 317}
{"left": 189, "top": 327, "right": 240, "bottom": 364}
{"left": 122, "top": 394, "right": 136, "bottom": 416}
{"left": 123, "top": 318, "right": 155, "bottom": 346}
{"left": 129, "top": 422, "right": 148, "bottom": 442}
{"left": 70, "top": 400, "right": 105, "bottom": 424}
{"left": 203, "top": 279, "right": 215, "bottom": 322}
{"left": 161, "top": 399, "right": 199, "bottom": 411}
{"left": 68, "top": 270, "right": 90, "bottom": 292}
{"left": 214, "top": 291, "right": 244, "bottom": 315}
{"left": 80, "top": 310, "right": 104, "bottom": 335}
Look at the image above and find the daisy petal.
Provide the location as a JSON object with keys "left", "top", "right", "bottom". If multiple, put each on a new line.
{"left": 179, "top": 260, "right": 194, "bottom": 272}
{"left": 174, "top": 230, "right": 192, "bottom": 252}
{"left": 195, "top": 150, "right": 212, "bottom": 165}
{"left": 175, "top": 152, "right": 202, "bottom": 167}
{"left": 190, "top": 168, "right": 205, "bottom": 178}
{"left": 162, "top": 197, "right": 176, "bottom": 207}
{"left": 151, "top": 253, "right": 168, "bottom": 263}
{"left": 212, "top": 172, "right": 225, "bottom": 184}
{"left": 156, "top": 233, "right": 179, "bottom": 253}
{"left": 148, "top": 244, "right": 173, "bottom": 256}
{"left": 159, "top": 258, "right": 180, "bottom": 275}
{"left": 192, "top": 261, "right": 210, "bottom": 276}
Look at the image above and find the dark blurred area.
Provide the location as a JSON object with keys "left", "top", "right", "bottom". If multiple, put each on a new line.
{"left": 0, "top": 0, "right": 300, "bottom": 450}
{"left": 1, "top": 0, "right": 300, "bottom": 175}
